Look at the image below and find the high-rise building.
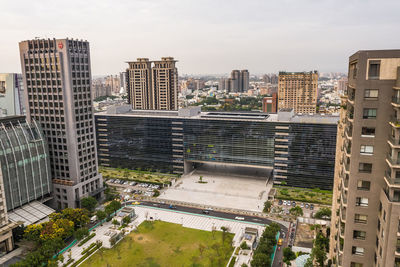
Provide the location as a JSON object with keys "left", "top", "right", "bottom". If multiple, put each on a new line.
{"left": 278, "top": 71, "right": 318, "bottom": 114}
{"left": 126, "top": 57, "right": 178, "bottom": 110}
{"left": 241, "top": 70, "right": 249, "bottom": 92}
{"left": 19, "top": 38, "right": 103, "bottom": 209}
{"left": 330, "top": 50, "right": 400, "bottom": 267}
{"left": 105, "top": 75, "right": 120, "bottom": 94}
{"left": 0, "top": 73, "right": 25, "bottom": 117}
{"left": 119, "top": 71, "right": 126, "bottom": 93}
{"left": 262, "top": 93, "right": 278, "bottom": 113}
{"left": 231, "top": 70, "right": 241, "bottom": 92}
{"left": 337, "top": 77, "right": 348, "bottom": 93}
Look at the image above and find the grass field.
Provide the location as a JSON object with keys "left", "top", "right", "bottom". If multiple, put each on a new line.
{"left": 274, "top": 186, "right": 333, "bottom": 205}
{"left": 99, "top": 166, "right": 178, "bottom": 185}
{"left": 81, "top": 221, "right": 234, "bottom": 267}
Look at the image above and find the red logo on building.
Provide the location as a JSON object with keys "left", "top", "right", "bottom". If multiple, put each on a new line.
{"left": 58, "top": 42, "right": 63, "bottom": 49}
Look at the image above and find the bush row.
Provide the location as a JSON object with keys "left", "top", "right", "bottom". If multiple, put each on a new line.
{"left": 62, "top": 258, "right": 74, "bottom": 267}
{"left": 70, "top": 242, "right": 102, "bottom": 267}
{"left": 78, "top": 233, "right": 96, "bottom": 247}
{"left": 81, "top": 242, "right": 97, "bottom": 255}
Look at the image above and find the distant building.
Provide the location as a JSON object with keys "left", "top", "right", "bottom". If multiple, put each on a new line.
{"left": 19, "top": 38, "right": 104, "bottom": 209}
{"left": 126, "top": 57, "right": 178, "bottom": 110}
{"left": 105, "top": 75, "right": 120, "bottom": 94}
{"left": 119, "top": 71, "right": 127, "bottom": 93}
{"left": 278, "top": 71, "right": 318, "bottom": 113}
{"left": 337, "top": 77, "right": 348, "bottom": 93}
{"left": 262, "top": 93, "right": 278, "bottom": 113}
{"left": 0, "top": 73, "right": 25, "bottom": 117}
{"left": 241, "top": 70, "right": 250, "bottom": 92}
{"left": 221, "top": 70, "right": 250, "bottom": 93}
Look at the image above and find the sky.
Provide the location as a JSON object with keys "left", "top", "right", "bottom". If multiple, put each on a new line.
{"left": 0, "top": 0, "right": 399, "bottom": 75}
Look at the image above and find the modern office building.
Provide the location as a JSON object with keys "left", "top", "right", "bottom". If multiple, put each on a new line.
{"left": 0, "top": 73, "right": 25, "bottom": 117}
{"left": 241, "top": 70, "right": 250, "bottom": 92}
{"left": 19, "top": 38, "right": 104, "bottom": 209}
{"left": 262, "top": 93, "right": 278, "bottom": 113}
{"left": 126, "top": 57, "right": 178, "bottom": 110}
{"left": 278, "top": 71, "right": 318, "bottom": 114}
{"left": 95, "top": 106, "right": 338, "bottom": 190}
{"left": 220, "top": 70, "right": 250, "bottom": 93}
{"left": 330, "top": 50, "right": 400, "bottom": 267}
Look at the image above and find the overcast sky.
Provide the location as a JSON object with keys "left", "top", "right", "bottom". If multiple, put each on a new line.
{"left": 1, "top": 0, "right": 399, "bottom": 75}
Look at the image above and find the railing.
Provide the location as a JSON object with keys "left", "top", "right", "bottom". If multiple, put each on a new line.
{"left": 385, "top": 170, "right": 400, "bottom": 185}
{"left": 389, "top": 135, "right": 400, "bottom": 146}
{"left": 387, "top": 153, "right": 400, "bottom": 166}
{"left": 345, "top": 143, "right": 351, "bottom": 155}
{"left": 392, "top": 96, "right": 400, "bottom": 105}
{"left": 390, "top": 116, "right": 400, "bottom": 127}
{"left": 344, "top": 161, "right": 350, "bottom": 172}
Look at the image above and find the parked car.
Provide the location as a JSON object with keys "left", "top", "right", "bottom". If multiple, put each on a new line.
{"left": 109, "top": 179, "right": 115, "bottom": 183}
{"left": 300, "top": 203, "right": 304, "bottom": 208}
{"left": 310, "top": 204, "right": 314, "bottom": 210}
{"left": 283, "top": 200, "right": 287, "bottom": 206}
{"left": 235, "top": 216, "right": 245, "bottom": 221}
{"left": 287, "top": 201, "right": 292, "bottom": 206}
{"left": 202, "top": 210, "right": 210, "bottom": 214}
{"left": 305, "top": 203, "right": 310, "bottom": 209}
{"left": 169, "top": 205, "right": 176, "bottom": 209}
{"left": 278, "top": 199, "right": 283, "bottom": 205}
{"left": 291, "top": 201, "right": 296, "bottom": 207}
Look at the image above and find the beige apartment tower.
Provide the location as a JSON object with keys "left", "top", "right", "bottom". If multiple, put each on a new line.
{"left": 126, "top": 57, "right": 178, "bottom": 110}
{"left": 19, "top": 38, "right": 104, "bottom": 209}
{"left": 278, "top": 71, "right": 318, "bottom": 113}
{"left": 330, "top": 50, "right": 400, "bottom": 267}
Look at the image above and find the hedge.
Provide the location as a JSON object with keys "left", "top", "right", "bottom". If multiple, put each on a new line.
{"left": 78, "top": 233, "right": 96, "bottom": 247}
{"left": 62, "top": 258, "right": 74, "bottom": 267}
{"left": 228, "top": 256, "right": 237, "bottom": 267}
{"left": 81, "top": 242, "right": 97, "bottom": 255}
{"left": 70, "top": 242, "right": 102, "bottom": 267}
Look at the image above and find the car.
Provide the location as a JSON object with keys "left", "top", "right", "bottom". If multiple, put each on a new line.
{"left": 132, "top": 201, "right": 140, "bottom": 205}
{"left": 300, "top": 203, "right": 304, "bottom": 208}
{"left": 109, "top": 179, "right": 115, "bottom": 183}
{"left": 310, "top": 204, "right": 314, "bottom": 210}
{"left": 291, "top": 201, "right": 296, "bottom": 207}
{"left": 119, "top": 180, "right": 124, "bottom": 184}
{"left": 205, "top": 207, "right": 214, "bottom": 211}
{"left": 278, "top": 238, "right": 283, "bottom": 246}
{"left": 283, "top": 200, "right": 287, "bottom": 206}
{"left": 169, "top": 205, "right": 176, "bottom": 209}
{"left": 278, "top": 199, "right": 283, "bottom": 205}
{"left": 287, "top": 201, "right": 292, "bottom": 206}
{"left": 202, "top": 210, "right": 210, "bottom": 214}
{"left": 153, "top": 203, "right": 160, "bottom": 207}
{"left": 281, "top": 232, "right": 286, "bottom": 238}
{"left": 305, "top": 203, "right": 310, "bottom": 209}
{"left": 235, "top": 216, "right": 245, "bottom": 221}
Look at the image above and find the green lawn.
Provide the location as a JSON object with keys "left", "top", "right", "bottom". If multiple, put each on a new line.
{"left": 99, "top": 166, "right": 178, "bottom": 185}
{"left": 275, "top": 186, "right": 333, "bottom": 205}
{"left": 81, "top": 221, "right": 234, "bottom": 267}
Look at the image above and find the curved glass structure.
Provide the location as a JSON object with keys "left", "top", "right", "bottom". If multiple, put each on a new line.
{"left": 0, "top": 117, "right": 52, "bottom": 211}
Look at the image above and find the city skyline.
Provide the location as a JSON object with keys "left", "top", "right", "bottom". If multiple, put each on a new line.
{"left": 0, "top": 0, "right": 399, "bottom": 75}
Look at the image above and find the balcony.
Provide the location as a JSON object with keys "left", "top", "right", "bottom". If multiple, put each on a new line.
{"left": 345, "top": 143, "right": 352, "bottom": 156}
{"left": 385, "top": 170, "right": 400, "bottom": 188}
{"left": 393, "top": 96, "right": 400, "bottom": 108}
{"left": 344, "top": 161, "right": 350, "bottom": 173}
{"left": 387, "top": 153, "right": 400, "bottom": 168}
{"left": 390, "top": 116, "right": 400, "bottom": 128}
{"left": 388, "top": 135, "right": 400, "bottom": 147}
{"left": 347, "top": 112, "right": 354, "bottom": 122}
{"left": 345, "top": 126, "right": 353, "bottom": 139}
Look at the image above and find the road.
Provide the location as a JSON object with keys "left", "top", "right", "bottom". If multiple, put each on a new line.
{"left": 125, "top": 200, "right": 289, "bottom": 267}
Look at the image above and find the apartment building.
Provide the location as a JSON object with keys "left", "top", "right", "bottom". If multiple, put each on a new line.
{"left": 330, "top": 50, "right": 400, "bottom": 267}
{"left": 19, "top": 38, "right": 103, "bottom": 209}
{"left": 126, "top": 57, "right": 178, "bottom": 110}
{"left": 0, "top": 73, "right": 25, "bottom": 117}
{"left": 278, "top": 71, "right": 318, "bottom": 113}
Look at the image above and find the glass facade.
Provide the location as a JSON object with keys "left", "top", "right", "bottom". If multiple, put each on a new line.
{"left": 95, "top": 113, "right": 337, "bottom": 190}
{"left": 95, "top": 115, "right": 179, "bottom": 173}
{"left": 183, "top": 119, "right": 275, "bottom": 166}
{"left": 0, "top": 117, "right": 52, "bottom": 210}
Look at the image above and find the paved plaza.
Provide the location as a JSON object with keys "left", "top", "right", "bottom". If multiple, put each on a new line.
{"left": 59, "top": 205, "right": 265, "bottom": 267}
{"left": 162, "top": 166, "right": 272, "bottom": 212}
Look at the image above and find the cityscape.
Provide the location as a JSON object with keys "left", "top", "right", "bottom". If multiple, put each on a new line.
{"left": 0, "top": 1, "right": 399, "bottom": 267}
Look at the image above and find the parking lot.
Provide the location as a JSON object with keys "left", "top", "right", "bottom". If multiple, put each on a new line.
{"left": 106, "top": 179, "right": 163, "bottom": 200}
{"left": 272, "top": 199, "right": 320, "bottom": 218}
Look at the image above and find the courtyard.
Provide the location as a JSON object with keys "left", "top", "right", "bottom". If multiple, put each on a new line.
{"left": 161, "top": 164, "right": 272, "bottom": 212}
{"left": 81, "top": 220, "right": 234, "bottom": 267}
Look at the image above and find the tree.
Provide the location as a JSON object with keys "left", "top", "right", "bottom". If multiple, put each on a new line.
{"left": 81, "top": 196, "right": 97, "bottom": 213}
{"left": 240, "top": 241, "right": 249, "bottom": 250}
{"left": 314, "top": 208, "right": 332, "bottom": 219}
{"left": 96, "top": 210, "right": 107, "bottom": 222}
{"left": 105, "top": 200, "right": 122, "bottom": 217}
{"left": 199, "top": 176, "right": 203, "bottom": 182}
{"left": 251, "top": 253, "right": 271, "bottom": 267}
{"left": 122, "top": 216, "right": 131, "bottom": 225}
{"left": 283, "top": 247, "right": 296, "bottom": 265}
{"left": 263, "top": 200, "right": 272, "bottom": 213}
{"left": 220, "top": 226, "right": 228, "bottom": 243}
{"left": 290, "top": 206, "right": 303, "bottom": 217}
{"left": 153, "top": 189, "right": 160, "bottom": 197}
{"left": 74, "top": 227, "right": 89, "bottom": 241}
{"left": 112, "top": 219, "right": 119, "bottom": 226}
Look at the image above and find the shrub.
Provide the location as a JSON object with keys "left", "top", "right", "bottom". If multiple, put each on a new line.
{"left": 70, "top": 242, "right": 102, "bottom": 267}
{"left": 78, "top": 233, "right": 96, "bottom": 247}
{"left": 81, "top": 242, "right": 96, "bottom": 255}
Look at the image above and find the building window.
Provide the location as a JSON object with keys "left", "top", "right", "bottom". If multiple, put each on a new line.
{"left": 359, "top": 163, "right": 372, "bottom": 173}
{"left": 360, "top": 145, "right": 374, "bottom": 155}
{"left": 361, "top": 127, "right": 375, "bottom": 137}
{"left": 363, "top": 108, "right": 377, "bottom": 119}
{"left": 357, "top": 180, "right": 371, "bottom": 191}
{"left": 356, "top": 197, "right": 368, "bottom": 207}
{"left": 354, "top": 214, "right": 368, "bottom": 224}
{"left": 368, "top": 60, "right": 381, "bottom": 80}
{"left": 352, "top": 246, "right": 365, "bottom": 256}
{"left": 353, "top": 230, "right": 366, "bottom": 240}
{"left": 364, "top": 89, "right": 379, "bottom": 100}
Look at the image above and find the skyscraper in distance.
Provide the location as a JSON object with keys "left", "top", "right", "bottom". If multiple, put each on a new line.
{"left": 126, "top": 57, "right": 178, "bottom": 110}
{"left": 19, "top": 38, "right": 104, "bottom": 209}
{"left": 278, "top": 71, "right": 318, "bottom": 113}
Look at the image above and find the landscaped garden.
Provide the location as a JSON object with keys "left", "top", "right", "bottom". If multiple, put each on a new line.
{"left": 274, "top": 186, "right": 332, "bottom": 205}
{"left": 81, "top": 220, "right": 234, "bottom": 267}
{"left": 99, "top": 166, "right": 179, "bottom": 185}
